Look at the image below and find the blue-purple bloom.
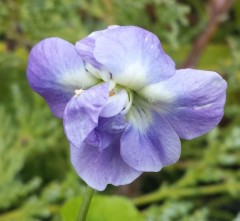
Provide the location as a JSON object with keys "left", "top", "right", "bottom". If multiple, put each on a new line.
{"left": 27, "top": 26, "right": 227, "bottom": 191}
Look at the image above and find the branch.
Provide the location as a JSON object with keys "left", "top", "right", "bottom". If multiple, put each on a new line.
{"left": 133, "top": 181, "right": 240, "bottom": 206}
{"left": 182, "top": 0, "right": 235, "bottom": 68}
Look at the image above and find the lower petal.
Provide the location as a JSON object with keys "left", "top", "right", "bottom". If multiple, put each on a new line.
{"left": 70, "top": 139, "right": 141, "bottom": 191}
{"left": 86, "top": 115, "right": 127, "bottom": 151}
{"left": 98, "top": 115, "right": 127, "bottom": 134}
{"left": 121, "top": 110, "right": 181, "bottom": 172}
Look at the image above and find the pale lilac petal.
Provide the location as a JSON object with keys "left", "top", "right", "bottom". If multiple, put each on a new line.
{"left": 85, "top": 129, "right": 101, "bottom": 147}
{"left": 70, "top": 138, "right": 142, "bottom": 191}
{"left": 86, "top": 128, "right": 116, "bottom": 152}
{"left": 85, "top": 115, "right": 127, "bottom": 151}
{"left": 75, "top": 25, "right": 119, "bottom": 68}
{"left": 27, "top": 37, "right": 98, "bottom": 118}
{"left": 139, "top": 69, "right": 227, "bottom": 139}
{"left": 93, "top": 26, "right": 175, "bottom": 90}
{"left": 85, "top": 128, "right": 116, "bottom": 152}
{"left": 75, "top": 35, "right": 102, "bottom": 69}
{"left": 121, "top": 110, "right": 181, "bottom": 172}
{"left": 63, "top": 83, "right": 109, "bottom": 148}
{"left": 99, "top": 114, "right": 127, "bottom": 134}
{"left": 100, "top": 89, "right": 129, "bottom": 117}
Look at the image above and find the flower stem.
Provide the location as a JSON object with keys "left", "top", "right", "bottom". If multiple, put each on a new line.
{"left": 78, "top": 185, "right": 95, "bottom": 221}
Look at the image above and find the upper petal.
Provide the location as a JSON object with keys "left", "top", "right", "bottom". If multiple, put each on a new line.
{"left": 70, "top": 138, "right": 142, "bottom": 191}
{"left": 93, "top": 26, "right": 175, "bottom": 90}
{"left": 63, "top": 83, "right": 109, "bottom": 149}
{"left": 121, "top": 103, "right": 181, "bottom": 172}
{"left": 27, "top": 37, "right": 98, "bottom": 118}
{"left": 139, "top": 69, "right": 227, "bottom": 139}
{"left": 75, "top": 25, "right": 119, "bottom": 69}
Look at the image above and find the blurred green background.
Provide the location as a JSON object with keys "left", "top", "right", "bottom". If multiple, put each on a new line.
{"left": 0, "top": 0, "right": 240, "bottom": 220}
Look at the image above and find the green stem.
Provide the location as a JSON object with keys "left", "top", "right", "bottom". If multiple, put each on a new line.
{"left": 78, "top": 186, "right": 95, "bottom": 221}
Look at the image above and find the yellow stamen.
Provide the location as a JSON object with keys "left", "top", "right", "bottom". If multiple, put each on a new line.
{"left": 109, "top": 90, "right": 116, "bottom": 97}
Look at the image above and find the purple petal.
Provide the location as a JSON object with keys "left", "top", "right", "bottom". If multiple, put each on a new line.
{"left": 75, "top": 26, "right": 119, "bottom": 69}
{"left": 27, "top": 37, "right": 98, "bottom": 118}
{"left": 99, "top": 114, "right": 127, "bottom": 134}
{"left": 86, "top": 129, "right": 113, "bottom": 152}
{"left": 100, "top": 89, "right": 129, "bottom": 117}
{"left": 121, "top": 110, "right": 181, "bottom": 172}
{"left": 139, "top": 69, "right": 227, "bottom": 139}
{"left": 85, "top": 127, "right": 118, "bottom": 153}
{"left": 93, "top": 26, "right": 175, "bottom": 90}
{"left": 70, "top": 138, "right": 142, "bottom": 191}
{"left": 63, "top": 83, "right": 109, "bottom": 149}
{"left": 85, "top": 115, "right": 127, "bottom": 151}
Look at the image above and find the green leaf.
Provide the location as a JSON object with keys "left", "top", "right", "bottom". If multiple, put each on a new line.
{"left": 61, "top": 195, "right": 143, "bottom": 221}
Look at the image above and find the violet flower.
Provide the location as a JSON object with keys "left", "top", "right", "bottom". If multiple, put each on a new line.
{"left": 27, "top": 26, "right": 227, "bottom": 191}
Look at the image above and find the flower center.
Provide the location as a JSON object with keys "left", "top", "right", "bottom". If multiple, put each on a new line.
{"left": 122, "top": 89, "right": 133, "bottom": 115}
{"left": 84, "top": 62, "right": 135, "bottom": 115}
